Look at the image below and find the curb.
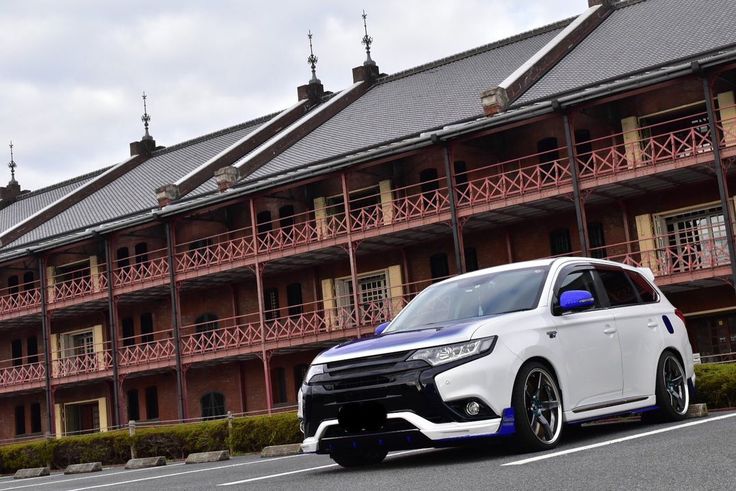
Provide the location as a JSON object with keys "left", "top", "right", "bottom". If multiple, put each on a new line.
{"left": 13, "top": 467, "right": 50, "bottom": 479}
{"left": 261, "top": 443, "right": 303, "bottom": 458}
{"left": 65, "top": 462, "right": 103, "bottom": 475}
{"left": 687, "top": 403, "right": 708, "bottom": 418}
{"left": 125, "top": 456, "right": 167, "bottom": 469}
{"left": 185, "top": 450, "right": 230, "bottom": 464}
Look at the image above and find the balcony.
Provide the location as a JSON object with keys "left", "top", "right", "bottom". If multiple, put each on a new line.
{"left": 1, "top": 109, "right": 735, "bottom": 322}
{"left": 0, "top": 357, "right": 46, "bottom": 394}
{"left": 51, "top": 341, "right": 114, "bottom": 384}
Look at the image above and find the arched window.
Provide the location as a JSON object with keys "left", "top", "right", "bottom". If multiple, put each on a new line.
{"left": 22, "top": 271, "right": 34, "bottom": 291}
{"left": 195, "top": 313, "right": 219, "bottom": 334}
{"left": 201, "top": 392, "right": 225, "bottom": 419}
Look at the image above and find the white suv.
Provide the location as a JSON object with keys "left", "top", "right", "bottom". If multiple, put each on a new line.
{"left": 299, "top": 258, "right": 695, "bottom": 467}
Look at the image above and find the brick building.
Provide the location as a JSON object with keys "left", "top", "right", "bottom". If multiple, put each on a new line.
{"left": 1, "top": 0, "right": 736, "bottom": 440}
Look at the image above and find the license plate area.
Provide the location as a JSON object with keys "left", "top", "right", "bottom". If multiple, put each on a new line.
{"left": 337, "top": 401, "right": 388, "bottom": 433}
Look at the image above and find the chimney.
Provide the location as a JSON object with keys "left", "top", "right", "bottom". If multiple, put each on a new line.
{"left": 214, "top": 166, "right": 239, "bottom": 192}
{"left": 480, "top": 87, "right": 510, "bottom": 116}
{"left": 156, "top": 184, "right": 179, "bottom": 207}
{"left": 297, "top": 31, "right": 326, "bottom": 106}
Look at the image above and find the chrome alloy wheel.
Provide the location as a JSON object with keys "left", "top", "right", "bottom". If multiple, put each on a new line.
{"left": 663, "top": 356, "right": 688, "bottom": 415}
{"left": 523, "top": 368, "right": 563, "bottom": 444}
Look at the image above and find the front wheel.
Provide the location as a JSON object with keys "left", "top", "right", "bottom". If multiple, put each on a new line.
{"left": 511, "top": 362, "right": 563, "bottom": 451}
{"left": 655, "top": 351, "right": 689, "bottom": 421}
{"left": 330, "top": 449, "right": 388, "bottom": 468}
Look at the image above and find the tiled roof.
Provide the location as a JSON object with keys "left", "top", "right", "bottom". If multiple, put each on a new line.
{"left": 515, "top": 0, "right": 736, "bottom": 104}
{"left": 0, "top": 169, "right": 106, "bottom": 234}
{"left": 5, "top": 118, "right": 268, "bottom": 248}
{"left": 237, "top": 21, "right": 568, "bottom": 184}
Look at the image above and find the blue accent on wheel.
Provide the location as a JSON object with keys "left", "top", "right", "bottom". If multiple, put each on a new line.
{"left": 662, "top": 315, "right": 674, "bottom": 334}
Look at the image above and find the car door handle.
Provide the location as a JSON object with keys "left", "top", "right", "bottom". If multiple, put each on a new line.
{"left": 647, "top": 321, "right": 658, "bottom": 329}
{"left": 603, "top": 327, "right": 617, "bottom": 335}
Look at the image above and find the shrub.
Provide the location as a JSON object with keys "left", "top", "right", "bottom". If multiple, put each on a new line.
{"left": 50, "top": 431, "right": 131, "bottom": 469}
{"left": 132, "top": 419, "right": 229, "bottom": 460}
{"left": 0, "top": 440, "right": 52, "bottom": 474}
{"left": 694, "top": 363, "right": 736, "bottom": 409}
{"left": 230, "top": 412, "right": 301, "bottom": 453}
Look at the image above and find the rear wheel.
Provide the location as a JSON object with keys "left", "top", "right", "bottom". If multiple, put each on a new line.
{"left": 655, "top": 351, "right": 689, "bottom": 421}
{"left": 511, "top": 362, "right": 563, "bottom": 451}
{"left": 330, "top": 449, "right": 388, "bottom": 468}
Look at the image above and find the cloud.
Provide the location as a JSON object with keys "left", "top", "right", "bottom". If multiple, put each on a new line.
{"left": 0, "top": 0, "right": 585, "bottom": 190}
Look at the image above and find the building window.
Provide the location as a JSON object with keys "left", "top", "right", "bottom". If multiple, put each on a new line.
{"left": 188, "top": 238, "right": 213, "bottom": 252}
{"left": 134, "top": 242, "right": 149, "bottom": 264}
{"left": 588, "top": 222, "right": 606, "bottom": 259}
{"left": 30, "top": 402, "right": 41, "bottom": 433}
{"left": 201, "top": 392, "right": 226, "bottom": 420}
{"left": 430, "top": 253, "right": 449, "bottom": 282}
{"left": 336, "top": 272, "right": 389, "bottom": 324}
{"left": 419, "top": 168, "right": 439, "bottom": 195}
{"left": 293, "top": 364, "right": 308, "bottom": 396}
{"left": 537, "top": 137, "right": 560, "bottom": 172}
{"left": 145, "top": 386, "right": 159, "bottom": 420}
{"left": 15, "top": 405, "right": 25, "bottom": 435}
{"left": 454, "top": 161, "right": 468, "bottom": 188}
{"left": 22, "top": 271, "right": 34, "bottom": 290}
{"left": 195, "top": 313, "right": 219, "bottom": 338}
{"left": 464, "top": 247, "right": 479, "bottom": 272}
{"left": 116, "top": 247, "right": 130, "bottom": 269}
{"left": 27, "top": 336, "right": 38, "bottom": 364}
{"left": 127, "top": 389, "right": 140, "bottom": 421}
{"left": 662, "top": 206, "right": 729, "bottom": 271}
{"left": 286, "top": 283, "right": 303, "bottom": 316}
{"left": 279, "top": 205, "right": 295, "bottom": 230}
{"left": 264, "top": 288, "right": 280, "bottom": 320}
{"left": 11, "top": 339, "right": 22, "bottom": 366}
{"left": 8, "top": 275, "right": 19, "bottom": 295}
{"left": 64, "top": 401, "right": 99, "bottom": 435}
{"left": 64, "top": 330, "right": 95, "bottom": 358}
{"left": 140, "top": 313, "right": 154, "bottom": 343}
{"left": 272, "top": 367, "right": 287, "bottom": 404}
{"left": 549, "top": 229, "right": 572, "bottom": 256}
{"left": 122, "top": 317, "right": 135, "bottom": 347}
{"left": 575, "top": 129, "right": 592, "bottom": 156}
{"left": 257, "top": 211, "right": 272, "bottom": 235}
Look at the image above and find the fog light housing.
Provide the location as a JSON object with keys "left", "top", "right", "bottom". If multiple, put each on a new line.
{"left": 465, "top": 401, "right": 481, "bottom": 416}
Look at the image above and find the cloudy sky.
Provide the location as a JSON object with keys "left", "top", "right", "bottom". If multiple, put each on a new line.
{"left": 0, "top": 0, "right": 586, "bottom": 191}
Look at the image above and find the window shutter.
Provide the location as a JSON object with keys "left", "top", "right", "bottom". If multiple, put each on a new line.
{"left": 92, "top": 324, "right": 105, "bottom": 368}
{"left": 55, "top": 403, "right": 63, "bottom": 438}
{"left": 313, "top": 197, "right": 327, "bottom": 239}
{"left": 379, "top": 180, "right": 394, "bottom": 225}
{"left": 321, "top": 278, "right": 335, "bottom": 330}
{"left": 717, "top": 91, "right": 736, "bottom": 147}
{"left": 50, "top": 333, "right": 59, "bottom": 377}
{"left": 621, "top": 116, "right": 642, "bottom": 168}
{"left": 46, "top": 266, "right": 55, "bottom": 302}
{"left": 89, "top": 256, "right": 100, "bottom": 291}
{"left": 635, "top": 214, "right": 659, "bottom": 274}
{"left": 97, "top": 398, "right": 109, "bottom": 432}
{"left": 387, "top": 265, "right": 404, "bottom": 318}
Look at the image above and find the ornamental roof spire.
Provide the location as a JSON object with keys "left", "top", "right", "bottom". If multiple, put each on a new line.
{"left": 141, "top": 91, "right": 153, "bottom": 141}
{"left": 307, "top": 30, "right": 321, "bottom": 84}
{"left": 361, "top": 10, "right": 376, "bottom": 67}
{"left": 8, "top": 141, "right": 17, "bottom": 183}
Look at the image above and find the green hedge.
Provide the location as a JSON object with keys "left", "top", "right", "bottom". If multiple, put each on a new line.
{"left": 694, "top": 363, "right": 736, "bottom": 409}
{"left": 0, "top": 412, "right": 300, "bottom": 474}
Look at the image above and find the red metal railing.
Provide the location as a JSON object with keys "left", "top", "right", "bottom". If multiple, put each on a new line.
{"left": 0, "top": 278, "right": 42, "bottom": 316}
{"left": 51, "top": 264, "right": 108, "bottom": 304}
{"left": 118, "top": 331, "right": 176, "bottom": 367}
{"left": 0, "top": 358, "right": 45, "bottom": 388}
{"left": 112, "top": 248, "right": 169, "bottom": 288}
{"left": 52, "top": 341, "right": 113, "bottom": 378}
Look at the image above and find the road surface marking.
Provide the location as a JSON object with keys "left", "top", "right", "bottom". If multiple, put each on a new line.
{"left": 218, "top": 449, "right": 432, "bottom": 486}
{"left": 61, "top": 454, "right": 304, "bottom": 491}
{"left": 502, "top": 412, "right": 736, "bottom": 466}
{"left": 0, "top": 464, "right": 186, "bottom": 490}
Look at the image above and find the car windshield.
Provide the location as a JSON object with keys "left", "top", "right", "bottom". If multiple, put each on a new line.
{"left": 386, "top": 266, "right": 550, "bottom": 333}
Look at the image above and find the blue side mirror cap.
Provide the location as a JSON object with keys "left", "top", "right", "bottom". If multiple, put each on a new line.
{"left": 560, "top": 290, "right": 595, "bottom": 311}
{"left": 374, "top": 322, "right": 390, "bottom": 336}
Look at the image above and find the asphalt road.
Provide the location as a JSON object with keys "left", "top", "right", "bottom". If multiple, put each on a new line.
{"left": 1, "top": 411, "right": 734, "bottom": 491}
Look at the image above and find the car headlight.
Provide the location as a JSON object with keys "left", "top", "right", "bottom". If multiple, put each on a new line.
{"left": 303, "top": 364, "right": 325, "bottom": 384}
{"left": 407, "top": 337, "right": 497, "bottom": 366}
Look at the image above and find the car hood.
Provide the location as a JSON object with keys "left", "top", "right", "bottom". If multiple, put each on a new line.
{"left": 312, "top": 318, "right": 487, "bottom": 364}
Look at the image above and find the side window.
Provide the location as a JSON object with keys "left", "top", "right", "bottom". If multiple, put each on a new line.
{"left": 625, "top": 271, "right": 658, "bottom": 303}
{"left": 554, "top": 270, "right": 601, "bottom": 313}
{"left": 598, "top": 269, "right": 638, "bottom": 307}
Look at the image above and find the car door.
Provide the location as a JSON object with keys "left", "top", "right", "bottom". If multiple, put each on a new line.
{"left": 596, "top": 267, "right": 664, "bottom": 400}
{"left": 548, "top": 266, "right": 623, "bottom": 410}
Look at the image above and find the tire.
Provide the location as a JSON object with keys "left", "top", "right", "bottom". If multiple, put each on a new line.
{"left": 511, "top": 361, "right": 564, "bottom": 451}
{"left": 654, "top": 351, "right": 689, "bottom": 421}
{"left": 330, "top": 449, "right": 388, "bottom": 468}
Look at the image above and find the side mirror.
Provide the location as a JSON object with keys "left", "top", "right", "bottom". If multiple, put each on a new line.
{"left": 374, "top": 322, "right": 390, "bottom": 336}
{"left": 560, "top": 290, "right": 595, "bottom": 312}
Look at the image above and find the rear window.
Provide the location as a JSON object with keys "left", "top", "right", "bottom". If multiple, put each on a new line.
{"left": 625, "top": 270, "right": 658, "bottom": 303}
{"left": 597, "top": 269, "right": 638, "bottom": 307}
